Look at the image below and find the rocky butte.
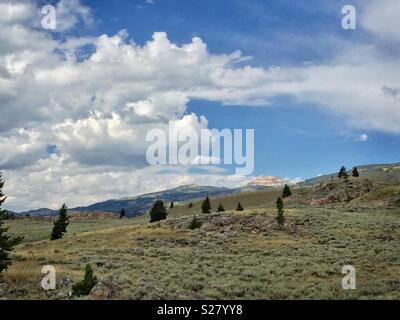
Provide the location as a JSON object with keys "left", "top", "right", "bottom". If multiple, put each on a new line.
{"left": 246, "top": 176, "right": 288, "bottom": 188}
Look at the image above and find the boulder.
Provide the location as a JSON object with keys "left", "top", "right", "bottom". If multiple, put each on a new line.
{"left": 90, "top": 281, "right": 119, "bottom": 300}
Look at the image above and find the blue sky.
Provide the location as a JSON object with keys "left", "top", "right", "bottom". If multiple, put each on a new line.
{"left": 76, "top": 0, "right": 400, "bottom": 178}
{"left": 2, "top": 0, "right": 400, "bottom": 211}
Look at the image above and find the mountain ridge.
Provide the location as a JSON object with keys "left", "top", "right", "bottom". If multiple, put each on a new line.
{"left": 15, "top": 162, "right": 400, "bottom": 217}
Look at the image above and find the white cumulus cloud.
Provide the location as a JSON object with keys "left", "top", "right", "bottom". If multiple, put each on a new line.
{"left": 1, "top": 0, "right": 400, "bottom": 211}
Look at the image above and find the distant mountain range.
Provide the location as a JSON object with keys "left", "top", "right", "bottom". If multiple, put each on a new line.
{"left": 18, "top": 208, "right": 57, "bottom": 217}
{"left": 14, "top": 162, "right": 400, "bottom": 217}
{"left": 71, "top": 184, "right": 238, "bottom": 217}
{"left": 18, "top": 184, "right": 242, "bottom": 218}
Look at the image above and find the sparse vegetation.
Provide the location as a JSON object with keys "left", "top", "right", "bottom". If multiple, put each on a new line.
{"left": 275, "top": 197, "right": 285, "bottom": 230}
{"left": 50, "top": 204, "right": 70, "bottom": 240}
{"left": 188, "top": 216, "right": 202, "bottom": 230}
{"left": 201, "top": 196, "right": 211, "bottom": 214}
{"left": 0, "top": 172, "right": 23, "bottom": 274}
{"left": 282, "top": 184, "right": 292, "bottom": 198}
{"left": 236, "top": 202, "right": 244, "bottom": 211}
{"left": 338, "top": 166, "right": 348, "bottom": 179}
{"left": 2, "top": 203, "right": 398, "bottom": 300}
{"left": 1, "top": 165, "right": 399, "bottom": 300}
{"left": 72, "top": 264, "right": 98, "bottom": 296}
{"left": 149, "top": 199, "right": 167, "bottom": 223}
{"left": 119, "top": 208, "right": 126, "bottom": 219}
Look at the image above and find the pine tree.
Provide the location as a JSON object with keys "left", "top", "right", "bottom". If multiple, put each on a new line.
{"left": 275, "top": 197, "right": 285, "bottom": 230}
{"left": 352, "top": 166, "right": 360, "bottom": 177}
{"left": 217, "top": 203, "right": 225, "bottom": 212}
{"left": 189, "top": 216, "right": 202, "bottom": 230}
{"left": 338, "top": 166, "right": 348, "bottom": 179}
{"left": 201, "top": 196, "right": 211, "bottom": 214}
{"left": 188, "top": 202, "right": 193, "bottom": 208}
{"left": 50, "top": 204, "right": 70, "bottom": 240}
{"left": 170, "top": 202, "right": 174, "bottom": 209}
{"left": 149, "top": 199, "right": 167, "bottom": 223}
{"left": 120, "top": 208, "right": 126, "bottom": 219}
{"left": 282, "top": 184, "right": 292, "bottom": 198}
{"left": 72, "top": 264, "right": 98, "bottom": 296}
{"left": 236, "top": 202, "right": 244, "bottom": 211}
{"left": 0, "top": 172, "right": 23, "bottom": 274}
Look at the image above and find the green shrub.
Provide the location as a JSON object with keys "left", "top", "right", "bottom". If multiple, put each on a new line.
{"left": 201, "top": 197, "right": 211, "bottom": 214}
{"left": 50, "top": 204, "right": 69, "bottom": 240}
{"left": 236, "top": 202, "right": 244, "bottom": 211}
{"left": 0, "top": 172, "right": 23, "bottom": 273}
{"left": 275, "top": 197, "right": 285, "bottom": 230}
{"left": 189, "top": 216, "right": 202, "bottom": 230}
{"left": 149, "top": 199, "right": 167, "bottom": 223}
{"left": 282, "top": 184, "right": 292, "bottom": 198}
{"left": 72, "top": 264, "right": 98, "bottom": 296}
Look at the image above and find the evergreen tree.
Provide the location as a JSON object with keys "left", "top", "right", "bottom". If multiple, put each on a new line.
{"left": 120, "top": 208, "right": 126, "bottom": 219}
{"left": 170, "top": 202, "right": 174, "bottom": 209}
{"left": 188, "top": 216, "right": 202, "bottom": 230}
{"left": 201, "top": 196, "right": 211, "bottom": 214}
{"left": 72, "top": 264, "right": 98, "bottom": 296}
{"left": 50, "top": 204, "right": 70, "bottom": 240}
{"left": 217, "top": 203, "right": 225, "bottom": 212}
{"left": 352, "top": 166, "right": 360, "bottom": 177}
{"left": 188, "top": 202, "right": 193, "bottom": 208}
{"left": 149, "top": 199, "right": 167, "bottom": 223}
{"left": 275, "top": 197, "right": 285, "bottom": 230}
{"left": 282, "top": 184, "right": 292, "bottom": 198}
{"left": 236, "top": 202, "right": 244, "bottom": 211}
{"left": 0, "top": 172, "right": 23, "bottom": 274}
{"left": 338, "top": 166, "right": 348, "bottom": 179}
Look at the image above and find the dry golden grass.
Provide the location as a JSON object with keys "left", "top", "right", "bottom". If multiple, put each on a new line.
{"left": 1, "top": 187, "right": 399, "bottom": 300}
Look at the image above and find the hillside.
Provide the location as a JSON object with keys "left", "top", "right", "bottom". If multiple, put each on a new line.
{"left": 72, "top": 185, "right": 237, "bottom": 217}
{"left": 2, "top": 164, "right": 400, "bottom": 299}
{"left": 3, "top": 193, "right": 399, "bottom": 299}
{"left": 19, "top": 185, "right": 238, "bottom": 218}
{"left": 302, "top": 162, "right": 400, "bottom": 186}
{"left": 16, "top": 162, "right": 400, "bottom": 218}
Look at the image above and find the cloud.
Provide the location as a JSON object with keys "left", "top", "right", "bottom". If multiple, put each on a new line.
{"left": 0, "top": 1, "right": 36, "bottom": 24}
{"left": 1, "top": 0, "right": 400, "bottom": 210}
{"left": 356, "top": 134, "right": 369, "bottom": 142}
{"left": 382, "top": 86, "right": 400, "bottom": 100}
{"left": 52, "top": 111, "right": 208, "bottom": 167}
{"left": 53, "top": 0, "right": 94, "bottom": 32}
{"left": 2, "top": 156, "right": 252, "bottom": 212}
{"left": 0, "top": 128, "right": 48, "bottom": 170}
{"left": 361, "top": 0, "right": 400, "bottom": 41}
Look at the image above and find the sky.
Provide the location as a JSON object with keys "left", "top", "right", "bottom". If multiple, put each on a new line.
{"left": 1, "top": 0, "right": 400, "bottom": 211}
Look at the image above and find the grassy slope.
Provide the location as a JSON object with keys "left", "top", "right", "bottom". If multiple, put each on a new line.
{"left": 2, "top": 184, "right": 399, "bottom": 300}
{"left": 170, "top": 187, "right": 291, "bottom": 216}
